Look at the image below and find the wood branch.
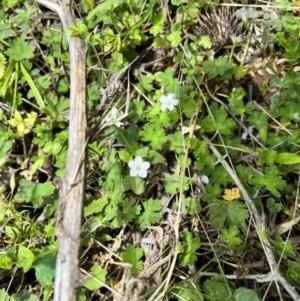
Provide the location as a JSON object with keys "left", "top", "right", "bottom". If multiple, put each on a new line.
{"left": 35, "top": 1, "right": 87, "bottom": 301}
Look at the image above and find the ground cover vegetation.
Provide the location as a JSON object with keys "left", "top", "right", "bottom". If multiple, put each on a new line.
{"left": 1, "top": 0, "right": 300, "bottom": 300}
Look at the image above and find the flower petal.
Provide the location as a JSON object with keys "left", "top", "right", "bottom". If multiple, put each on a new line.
{"left": 168, "top": 104, "right": 175, "bottom": 110}
{"left": 115, "top": 121, "right": 124, "bottom": 127}
{"left": 160, "top": 95, "right": 167, "bottom": 103}
{"left": 134, "top": 156, "right": 143, "bottom": 164}
{"left": 130, "top": 169, "right": 138, "bottom": 177}
{"left": 138, "top": 170, "right": 148, "bottom": 178}
{"left": 172, "top": 98, "right": 179, "bottom": 105}
{"left": 160, "top": 103, "right": 168, "bottom": 111}
{"left": 128, "top": 161, "right": 135, "bottom": 168}
{"left": 167, "top": 93, "right": 174, "bottom": 99}
{"left": 201, "top": 175, "right": 210, "bottom": 184}
{"left": 141, "top": 161, "right": 150, "bottom": 170}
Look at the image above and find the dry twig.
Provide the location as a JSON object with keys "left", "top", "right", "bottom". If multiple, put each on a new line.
{"left": 34, "top": 1, "right": 87, "bottom": 301}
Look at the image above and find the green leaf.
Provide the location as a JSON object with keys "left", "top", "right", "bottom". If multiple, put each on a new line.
{"left": 274, "top": 152, "right": 300, "bottom": 165}
{"left": 121, "top": 245, "right": 144, "bottom": 274}
{"left": 266, "top": 198, "right": 283, "bottom": 213}
{"left": 228, "top": 87, "right": 246, "bottom": 116}
{"left": 68, "top": 21, "right": 89, "bottom": 38}
{"left": 199, "top": 103, "right": 236, "bottom": 135}
{"left": 20, "top": 62, "right": 45, "bottom": 110}
{"left": 122, "top": 175, "right": 146, "bottom": 195}
{"left": 166, "top": 23, "right": 182, "bottom": 47}
{"left": 87, "top": 0, "right": 125, "bottom": 20}
{"left": 202, "top": 57, "right": 232, "bottom": 79}
{"left": 249, "top": 166, "right": 286, "bottom": 197}
{"left": 84, "top": 265, "right": 106, "bottom": 290}
{"left": 0, "top": 134, "right": 13, "bottom": 158}
{"left": 279, "top": 101, "right": 300, "bottom": 122}
{"left": 257, "top": 148, "right": 277, "bottom": 165}
{"left": 105, "top": 204, "right": 122, "bottom": 228}
{"left": 115, "top": 126, "right": 139, "bottom": 146}
{"left": 179, "top": 231, "right": 201, "bottom": 265}
{"left": 220, "top": 226, "right": 243, "bottom": 249}
{"left": 172, "top": 280, "right": 204, "bottom": 300}
{"left": 103, "top": 161, "right": 123, "bottom": 191}
{"left": 10, "top": 290, "right": 39, "bottom": 301}
{"left": 209, "top": 200, "right": 227, "bottom": 228}
{"left": 171, "top": 0, "right": 189, "bottom": 5}
{"left": 181, "top": 97, "right": 198, "bottom": 118}
{"left": 164, "top": 174, "right": 189, "bottom": 194}
{"left": 287, "top": 260, "right": 300, "bottom": 284}
{"left": 148, "top": 110, "right": 172, "bottom": 128}
{"left": 30, "top": 152, "right": 46, "bottom": 175}
{"left": 137, "top": 198, "right": 162, "bottom": 229}
{"left": 274, "top": 236, "right": 296, "bottom": 260}
{"left": 5, "top": 226, "right": 20, "bottom": 241}
{"left": 150, "top": 12, "right": 164, "bottom": 36}
{"left": 5, "top": 36, "right": 35, "bottom": 61}
{"left": 84, "top": 198, "right": 109, "bottom": 216}
{"left": 198, "top": 36, "right": 212, "bottom": 49}
{"left": 190, "top": 139, "right": 208, "bottom": 158}
{"left": 0, "top": 288, "right": 10, "bottom": 301}
{"left": 130, "top": 99, "right": 145, "bottom": 122}
{"left": 248, "top": 112, "right": 268, "bottom": 143}
{"left": 0, "top": 22, "right": 14, "bottom": 40}
{"left": 14, "top": 179, "right": 55, "bottom": 208}
{"left": 105, "top": 197, "right": 141, "bottom": 227}
{"left": 156, "top": 68, "right": 179, "bottom": 92}
{"left": 0, "top": 255, "right": 13, "bottom": 270}
{"left": 122, "top": 198, "right": 141, "bottom": 224}
{"left": 234, "top": 287, "right": 261, "bottom": 301}
{"left": 137, "top": 74, "right": 154, "bottom": 92}
{"left": 34, "top": 254, "right": 56, "bottom": 287}
{"left": 17, "top": 245, "right": 35, "bottom": 272}
{"left": 227, "top": 201, "right": 249, "bottom": 227}
{"left": 136, "top": 0, "right": 156, "bottom": 26}
{"left": 232, "top": 65, "right": 247, "bottom": 80}
{"left": 168, "top": 131, "right": 187, "bottom": 154}
{"left": 148, "top": 150, "right": 165, "bottom": 165}
{"left": 184, "top": 197, "right": 201, "bottom": 215}
{"left": 203, "top": 274, "right": 235, "bottom": 301}
{"left": 140, "top": 124, "right": 168, "bottom": 150}
{"left": 28, "top": 74, "right": 51, "bottom": 93}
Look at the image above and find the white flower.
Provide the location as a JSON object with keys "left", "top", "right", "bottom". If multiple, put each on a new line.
{"left": 237, "top": 8, "right": 249, "bottom": 22}
{"left": 241, "top": 126, "right": 254, "bottom": 140}
{"left": 201, "top": 175, "right": 209, "bottom": 185}
{"left": 128, "top": 156, "right": 150, "bottom": 178}
{"left": 186, "top": 51, "right": 192, "bottom": 59}
{"left": 159, "top": 93, "right": 179, "bottom": 111}
{"left": 107, "top": 107, "right": 128, "bottom": 127}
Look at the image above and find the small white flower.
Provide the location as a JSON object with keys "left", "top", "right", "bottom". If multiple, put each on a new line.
{"left": 186, "top": 51, "right": 192, "bottom": 59}
{"left": 201, "top": 175, "right": 209, "bottom": 185}
{"left": 128, "top": 156, "right": 150, "bottom": 178}
{"left": 107, "top": 107, "right": 128, "bottom": 127}
{"left": 241, "top": 126, "right": 254, "bottom": 140}
{"left": 159, "top": 93, "right": 179, "bottom": 111}
{"left": 241, "top": 132, "right": 248, "bottom": 140}
{"left": 241, "top": 12, "right": 248, "bottom": 21}
{"left": 237, "top": 8, "right": 249, "bottom": 22}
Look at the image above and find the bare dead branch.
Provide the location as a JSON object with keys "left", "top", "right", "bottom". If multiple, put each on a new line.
{"left": 35, "top": 1, "right": 87, "bottom": 301}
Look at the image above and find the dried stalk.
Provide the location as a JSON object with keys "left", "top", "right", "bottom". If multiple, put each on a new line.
{"left": 35, "top": 1, "right": 87, "bottom": 301}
